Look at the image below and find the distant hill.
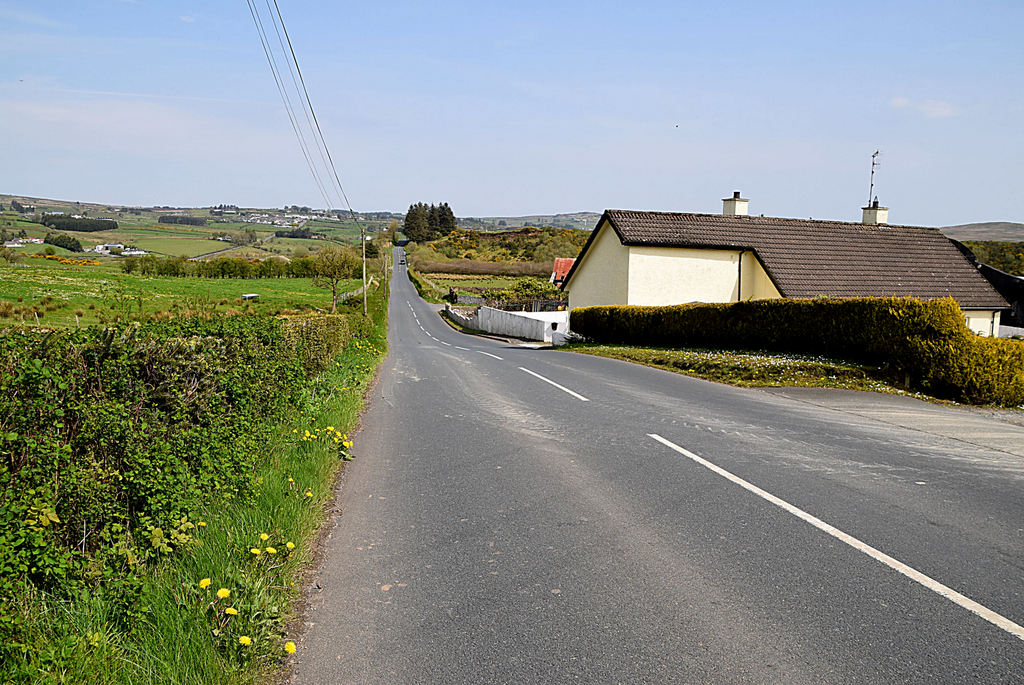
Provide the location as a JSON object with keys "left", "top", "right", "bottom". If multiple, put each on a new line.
{"left": 459, "top": 212, "right": 600, "bottom": 231}
{"left": 939, "top": 222, "right": 1024, "bottom": 241}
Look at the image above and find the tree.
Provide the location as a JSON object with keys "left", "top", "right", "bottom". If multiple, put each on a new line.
{"left": 438, "top": 202, "right": 457, "bottom": 233}
{"left": 312, "top": 247, "right": 360, "bottom": 313}
{"left": 0, "top": 247, "right": 22, "bottom": 265}
{"left": 386, "top": 219, "right": 399, "bottom": 245}
{"left": 402, "top": 203, "right": 430, "bottom": 241}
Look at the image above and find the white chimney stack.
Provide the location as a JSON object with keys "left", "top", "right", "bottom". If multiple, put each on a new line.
{"left": 722, "top": 191, "right": 749, "bottom": 216}
{"left": 861, "top": 198, "right": 889, "bottom": 225}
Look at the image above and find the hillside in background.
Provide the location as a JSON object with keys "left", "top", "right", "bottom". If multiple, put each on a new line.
{"left": 939, "top": 221, "right": 1024, "bottom": 241}
{"left": 459, "top": 211, "right": 600, "bottom": 231}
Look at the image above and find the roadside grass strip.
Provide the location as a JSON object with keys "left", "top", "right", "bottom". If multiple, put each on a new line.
{"left": 566, "top": 344, "right": 908, "bottom": 394}
{"left": 648, "top": 433, "right": 1024, "bottom": 643}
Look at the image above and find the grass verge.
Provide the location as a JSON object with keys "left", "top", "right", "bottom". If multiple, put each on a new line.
{"left": 10, "top": 281, "right": 389, "bottom": 684}
{"left": 406, "top": 267, "right": 444, "bottom": 304}
{"left": 563, "top": 343, "right": 909, "bottom": 394}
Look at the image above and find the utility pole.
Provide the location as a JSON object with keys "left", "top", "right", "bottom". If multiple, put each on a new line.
{"left": 360, "top": 220, "right": 367, "bottom": 316}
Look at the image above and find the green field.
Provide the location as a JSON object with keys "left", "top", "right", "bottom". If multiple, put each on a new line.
{"left": 0, "top": 263, "right": 360, "bottom": 326}
{"left": 130, "top": 237, "right": 228, "bottom": 257}
{"left": 425, "top": 273, "right": 533, "bottom": 291}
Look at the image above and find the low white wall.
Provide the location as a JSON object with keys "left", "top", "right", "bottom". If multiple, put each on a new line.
{"left": 445, "top": 305, "right": 568, "bottom": 343}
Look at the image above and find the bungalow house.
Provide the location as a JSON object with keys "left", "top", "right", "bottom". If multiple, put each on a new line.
{"left": 561, "top": 193, "right": 1008, "bottom": 336}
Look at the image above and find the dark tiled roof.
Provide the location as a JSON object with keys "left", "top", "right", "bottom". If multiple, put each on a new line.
{"left": 577, "top": 210, "right": 1006, "bottom": 309}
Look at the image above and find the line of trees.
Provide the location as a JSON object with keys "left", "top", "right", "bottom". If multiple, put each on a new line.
{"left": 122, "top": 254, "right": 313, "bottom": 278}
{"left": 44, "top": 233, "right": 83, "bottom": 252}
{"left": 158, "top": 215, "right": 207, "bottom": 226}
{"left": 39, "top": 216, "right": 118, "bottom": 232}
{"left": 402, "top": 202, "right": 457, "bottom": 242}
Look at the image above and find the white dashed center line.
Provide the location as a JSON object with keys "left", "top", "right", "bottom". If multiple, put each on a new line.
{"left": 518, "top": 367, "right": 589, "bottom": 401}
{"left": 477, "top": 351, "right": 503, "bottom": 360}
{"left": 647, "top": 433, "right": 1024, "bottom": 643}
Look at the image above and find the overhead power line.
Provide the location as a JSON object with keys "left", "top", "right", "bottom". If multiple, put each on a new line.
{"left": 245, "top": 0, "right": 366, "bottom": 313}
{"left": 245, "top": 0, "right": 334, "bottom": 210}
{"left": 271, "top": 0, "right": 353, "bottom": 214}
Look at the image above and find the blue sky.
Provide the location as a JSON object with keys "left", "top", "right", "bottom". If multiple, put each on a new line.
{"left": 1, "top": 1, "right": 1022, "bottom": 225}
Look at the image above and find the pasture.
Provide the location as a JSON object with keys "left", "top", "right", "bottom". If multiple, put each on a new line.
{"left": 0, "top": 262, "right": 359, "bottom": 326}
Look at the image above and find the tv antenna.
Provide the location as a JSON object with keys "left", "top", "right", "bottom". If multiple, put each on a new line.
{"left": 867, "top": 150, "right": 880, "bottom": 206}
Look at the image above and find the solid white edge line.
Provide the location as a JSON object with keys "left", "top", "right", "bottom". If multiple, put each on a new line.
{"left": 519, "top": 367, "right": 589, "bottom": 402}
{"left": 646, "top": 433, "right": 1024, "bottom": 643}
{"left": 477, "top": 351, "right": 503, "bottom": 360}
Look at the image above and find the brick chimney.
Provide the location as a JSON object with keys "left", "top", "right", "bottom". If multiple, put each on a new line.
{"left": 722, "top": 191, "right": 749, "bottom": 216}
{"left": 861, "top": 198, "right": 889, "bottom": 225}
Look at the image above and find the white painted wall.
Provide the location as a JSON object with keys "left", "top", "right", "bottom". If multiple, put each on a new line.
{"left": 565, "top": 220, "right": 629, "bottom": 310}
{"left": 445, "top": 305, "right": 568, "bottom": 342}
{"left": 965, "top": 310, "right": 1001, "bottom": 337}
{"left": 627, "top": 247, "right": 740, "bottom": 305}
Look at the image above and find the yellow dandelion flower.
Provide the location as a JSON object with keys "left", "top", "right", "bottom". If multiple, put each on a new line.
{"left": 239, "top": 635, "right": 252, "bottom": 646}
{"left": 265, "top": 546, "right": 277, "bottom": 554}
{"left": 250, "top": 547, "right": 262, "bottom": 555}
{"left": 217, "top": 588, "right": 230, "bottom": 599}
{"left": 259, "top": 533, "right": 269, "bottom": 541}
{"left": 197, "top": 521, "right": 207, "bottom": 527}
{"left": 304, "top": 491, "right": 313, "bottom": 497}
{"left": 288, "top": 477, "right": 294, "bottom": 483}
{"left": 225, "top": 607, "right": 238, "bottom": 616}
{"left": 286, "top": 541, "right": 295, "bottom": 550}
{"left": 285, "top": 641, "right": 297, "bottom": 654}
{"left": 199, "top": 577, "right": 211, "bottom": 589}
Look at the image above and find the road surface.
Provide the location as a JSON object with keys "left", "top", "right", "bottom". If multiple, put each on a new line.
{"left": 292, "top": 247, "right": 1024, "bottom": 683}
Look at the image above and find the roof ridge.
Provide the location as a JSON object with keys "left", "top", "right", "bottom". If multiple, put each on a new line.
{"left": 604, "top": 208, "right": 935, "bottom": 232}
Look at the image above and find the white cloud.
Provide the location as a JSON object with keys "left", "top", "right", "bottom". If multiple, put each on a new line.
{"left": 180, "top": 15, "right": 196, "bottom": 23}
{"left": 0, "top": 96, "right": 289, "bottom": 161}
{"left": 918, "top": 99, "right": 958, "bottom": 118}
{"left": 890, "top": 96, "right": 958, "bottom": 118}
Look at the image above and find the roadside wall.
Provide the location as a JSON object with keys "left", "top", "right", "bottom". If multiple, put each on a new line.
{"left": 445, "top": 305, "right": 568, "bottom": 342}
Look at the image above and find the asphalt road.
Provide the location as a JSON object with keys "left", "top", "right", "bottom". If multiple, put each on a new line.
{"left": 292, "top": 247, "right": 1024, "bottom": 684}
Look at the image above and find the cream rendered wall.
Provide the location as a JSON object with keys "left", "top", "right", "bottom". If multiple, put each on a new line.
{"left": 738, "top": 252, "right": 782, "bottom": 300}
{"left": 964, "top": 310, "right": 1001, "bottom": 337}
{"left": 565, "top": 220, "right": 630, "bottom": 310}
{"left": 627, "top": 247, "right": 743, "bottom": 305}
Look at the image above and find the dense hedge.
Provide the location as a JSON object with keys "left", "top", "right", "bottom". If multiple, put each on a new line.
{"left": 570, "top": 297, "right": 1024, "bottom": 406}
{"left": 0, "top": 313, "right": 356, "bottom": 653}
{"left": 157, "top": 215, "right": 206, "bottom": 226}
{"left": 40, "top": 217, "right": 118, "bottom": 232}
{"left": 44, "top": 232, "right": 83, "bottom": 252}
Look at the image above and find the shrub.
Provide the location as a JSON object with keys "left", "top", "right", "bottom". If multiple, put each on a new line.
{"left": 0, "top": 313, "right": 354, "bottom": 657}
{"left": 570, "top": 297, "right": 1024, "bottom": 406}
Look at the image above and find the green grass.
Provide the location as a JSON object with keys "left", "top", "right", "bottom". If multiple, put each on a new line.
{"left": 565, "top": 344, "right": 906, "bottom": 393}
{"left": 130, "top": 237, "right": 227, "bottom": 257}
{"left": 425, "top": 274, "right": 532, "bottom": 291}
{"left": 11, "top": 282, "right": 390, "bottom": 683}
{"left": 0, "top": 263, "right": 360, "bottom": 326}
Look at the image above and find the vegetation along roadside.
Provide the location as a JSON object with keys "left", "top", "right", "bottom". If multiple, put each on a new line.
{"left": 0, "top": 275, "right": 389, "bottom": 683}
